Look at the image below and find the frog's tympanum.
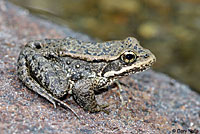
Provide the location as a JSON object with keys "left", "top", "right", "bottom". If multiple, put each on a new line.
{"left": 17, "top": 37, "right": 156, "bottom": 115}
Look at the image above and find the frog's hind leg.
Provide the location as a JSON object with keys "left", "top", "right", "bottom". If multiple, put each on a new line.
{"left": 17, "top": 49, "right": 79, "bottom": 118}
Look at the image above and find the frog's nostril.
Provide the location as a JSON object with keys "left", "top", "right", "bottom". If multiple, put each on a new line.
{"left": 144, "top": 54, "right": 149, "bottom": 58}
{"left": 34, "top": 42, "right": 41, "bottom": 49}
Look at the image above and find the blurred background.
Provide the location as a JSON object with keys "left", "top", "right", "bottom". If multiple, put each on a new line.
{"left": 9, "top": 0, "right": 200, "bottom": 93}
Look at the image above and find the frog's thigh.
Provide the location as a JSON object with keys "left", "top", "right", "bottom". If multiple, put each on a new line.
{"left": 21, "top": 73, "right": 76, "bottom": 115}
{"left": 31, "top": 56, "right": 69, "bottom": 98}
{"left": 18, "top": 56, "right": 58, "bottom": 108}
{"left": 18, "top": 54, "right": 71, "bottom": 109}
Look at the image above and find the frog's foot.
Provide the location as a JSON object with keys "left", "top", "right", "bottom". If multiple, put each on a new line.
{"left": 114, "top": 81, "right": 128, "bottom": 106}
{"left": 53, "top": 97, "right": 80, "bottom": 119}
{"left": 88, "top": 104, "right": 110, "bottom": 114}
{"left": 39, "top": 94, "right": 80, "bottom": 119}
{"left": 20, "top": 76, "right": 79, "bottom": 118}
{"left": 117, "top": 81, "right": 130, "bottom": 88}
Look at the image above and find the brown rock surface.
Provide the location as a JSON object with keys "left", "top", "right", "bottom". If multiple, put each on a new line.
{"left": 0, "top": 0, "right": 199, "bottom": 133}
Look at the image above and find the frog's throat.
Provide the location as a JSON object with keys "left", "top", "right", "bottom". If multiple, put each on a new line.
{"left": 103, "top": 57, "right": 156, "bottom": 77}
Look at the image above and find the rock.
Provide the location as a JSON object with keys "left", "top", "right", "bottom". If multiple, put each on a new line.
{"left": 0, "top": 0, "right": 199, "bottom": 133}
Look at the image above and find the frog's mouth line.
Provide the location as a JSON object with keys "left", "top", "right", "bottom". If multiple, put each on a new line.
{"left": 103, "top": 58, "right": 156, "bottom": 77}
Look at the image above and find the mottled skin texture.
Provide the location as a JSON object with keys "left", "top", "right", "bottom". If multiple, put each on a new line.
{"left": 17, "top": 37, "right": 156, "bottom": 115}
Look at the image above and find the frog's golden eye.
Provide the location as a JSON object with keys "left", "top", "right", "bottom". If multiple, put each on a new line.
{"left": 121, "top": 51, "right": 137, "bottom": 63}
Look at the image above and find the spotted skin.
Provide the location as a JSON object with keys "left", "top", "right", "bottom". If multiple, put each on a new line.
{"left": 17, "top": 37, "right": 156, "bottom": 116}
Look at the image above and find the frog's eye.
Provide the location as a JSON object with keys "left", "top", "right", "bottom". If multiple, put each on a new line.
{"left": 121, "top": 51, "right": 137, "bottom": 63}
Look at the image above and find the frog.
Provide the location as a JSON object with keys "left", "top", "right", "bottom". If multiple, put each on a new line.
{"left": 17, "top": 37, "right": 156, "bottom": 117}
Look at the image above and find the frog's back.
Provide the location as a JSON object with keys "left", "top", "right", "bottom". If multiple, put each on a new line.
{"left": 25, "top": 37, "right": 143, "bottom": 61}
{"left": 58, "top": 37, "right": 142, "bottom": 61}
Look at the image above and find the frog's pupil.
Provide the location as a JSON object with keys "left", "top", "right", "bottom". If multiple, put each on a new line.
{"left": 126, "top": 54, "right": 134, "bottom": 60}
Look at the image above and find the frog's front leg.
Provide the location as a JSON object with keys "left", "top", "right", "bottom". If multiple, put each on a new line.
{"left": 72, "top": 79, "right": 109, "bottom": 113}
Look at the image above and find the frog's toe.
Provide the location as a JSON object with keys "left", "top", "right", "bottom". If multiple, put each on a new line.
{"left": 100, "top": 103, "right": 109, "bottom": 109}
{"left": 88, "top": 104, "right": 110, "bottom": 114}
{"left": 99, "top": 104, "right": 110, "bottom": 114}
{"left": 50, "top": 100, "right": 57, "bottom": 108}
{"left": 101, "top": 108, "right": 110, "bottom": 114}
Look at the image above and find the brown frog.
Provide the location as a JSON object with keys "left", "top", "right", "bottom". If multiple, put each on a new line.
{"left": 17, "top": 37, "right": 156, "bottom": 116}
